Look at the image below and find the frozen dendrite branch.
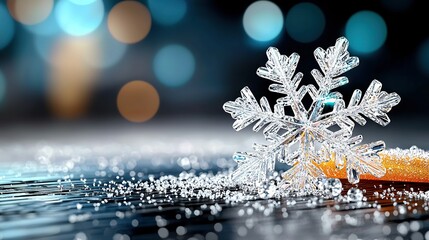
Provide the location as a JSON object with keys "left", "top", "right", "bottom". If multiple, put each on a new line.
{"left": 223, "top": 37, "right": 400, "bottom": 193}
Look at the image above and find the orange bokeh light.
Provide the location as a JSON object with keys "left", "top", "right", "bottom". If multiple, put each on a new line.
{"left": 108, "top": 1, "right": 151, "bottom": 44}
{"left": 117, "top": 81, "right": 160, "bottom": 123}
{"left": 7, "top": 0, "right": 53, "bottom": 25}
{"left": 49, "top": 37, "right": 99, "bottom": 119}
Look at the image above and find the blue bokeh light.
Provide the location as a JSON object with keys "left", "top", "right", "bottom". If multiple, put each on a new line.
{"left": 0, "top": 4, "right": 15, "bottom": 50}
{"left": 285, "top": 3, "right": 325, "bottom": 43}
{"left": 34, "top": 35, "right": 57, "bottom": 64}
{"left": 87, "top": 30, "right": 127, "bottom": 69}
{"left": 69, "top": 0, "right": 97, "bottom": 5}
{"left": 243, "top": 1, "right": 283, "bottom": 42}
{"left": 154, "top": 45, "right": 195, "bottom": 87}
{"left": 0, "top": 71, "right": 6, "bottom": 104}
{"left": 148, "top": 0, "right": 187, "bottom": 26}
{"left": 24, "top": 10, "right": 60, "bottom": 36}
{"left": 417, "top": 39, "right": 429, "bottom": 76}
{"left": 345, "top": 11, "right": 387, "bottom": 54}
{"left": 55, "top": 0, "right": 104, "bottom": 36}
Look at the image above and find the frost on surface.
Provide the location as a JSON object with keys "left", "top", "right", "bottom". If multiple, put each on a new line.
{"left": 223, "top": 37, "right": 401, "bottom": 193}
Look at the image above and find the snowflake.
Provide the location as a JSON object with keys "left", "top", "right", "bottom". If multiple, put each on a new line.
{"left": 223, "top": 37, "right": 401, "bottom": 193}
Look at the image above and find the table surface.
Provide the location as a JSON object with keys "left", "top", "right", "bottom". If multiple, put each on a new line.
{"left": 0, "top": 120, "right": 428, "bottom": 240}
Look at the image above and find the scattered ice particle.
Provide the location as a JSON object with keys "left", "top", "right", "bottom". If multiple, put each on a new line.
{"left": 237, "top": 226, "right": 247, "bottom": 237}
{"left": 112, "top": 234, "right": 130, "bottom": 240}
{"left": 382, "top": 225, "right": 391, "bottom": 235}
{"left": 322, "top": 178, "right": 342, "bottom": 198}
{"left": 397, "top": 222, "right": 409, "bottom": 235}
{"left": 348, "top": 233, "right": 358, "bottom": 240}
{"left": 424, "top": 231, "right": 429, "bottom": 240}
{"left": 347, "top": 188, "right": 363, "bottom": 202}
{"left": 398, "top": 205, "right": 407, "bottom": 215}
{"left": 148, "top": 174, "right": 155, "bottom": 181}
{"left": 110, "top": 219, "right": 117, "bottom": 227}
{"left": 177, "top": 157, "right": 191, "bottom": 170}
{"left": 373, "top": 211, "right": 385, "bottom": 224}
{"left": 245, "top": 218, "right": 254, "bottom": 229}
{"left": 273, "top": 225, "right": 283, "bottom": 235}
{"left": 205, "top": 232, "right": 218, "bottom": 240}
{"left": 76, "top": 203, "right": 83, "bottom": 210}
{"left": 131, "top": 219, "right": 139, "bottom": 227}
{"left": 411, "top": 232, "right": 424, "bottom": 240}
{"left": 176, "top": 226, "right": 187, "bottom": 236}
{"left": 116, "top": 211, "right": 125, "bottom": 219}
{"left": 155, "top": 215, "right": 167, "bottom": 227}
{"left": 158, "top": 228, "right": 169, "bottom": 238}
{"left": 237, "top": 209, "right": 245, "bottom": 217}
{"left": 74, "top": 232, "right": 87, "bottom": 240}
{"left": 410, "top": 145, "right": 419, "bottom": 151}
{"left": 214, "top": 223, "right": 223, "bottom": 232}
{"left": 410, "top": 221, "right": 420, "bottom": 232}
{"left": 68, "top": 213, "right": 91, "bottom": 223}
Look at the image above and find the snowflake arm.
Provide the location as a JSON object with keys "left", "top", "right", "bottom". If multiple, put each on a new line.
{"left": 318, "top": 80, "right": 401, "bottom": 127}
{"left": 223, "top": 87, "right": 301, "bottom": 140}
{"left": 320, "top": 134, "right": 386, "bottom": 184}
{"left": 256, "top": 48, "right": 308, "bottom": 121}
{"left": 231, "top": 142, "right": 287, "bottom": 184}
{"left": 311, "top": 37, "right": 359, "bottom": 92}
{"left": 308, "top": 37, "right": 360, "bottom": 122}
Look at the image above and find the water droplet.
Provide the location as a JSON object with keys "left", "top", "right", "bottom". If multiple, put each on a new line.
{"left": 323, "top": 178, "right": 342, "bottom": 197}
{"left": 233, "top": 154, "right": 247, "bottom": 162}
{"left": 347, "top": 187, "right": 363, "bottom": 202}
{"left": 347, "top": 167, "right": 360, "bottom": 184}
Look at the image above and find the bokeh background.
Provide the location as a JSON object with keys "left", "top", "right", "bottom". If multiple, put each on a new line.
{"left": 0, "top": 0, "right": 427, "bottom": 146}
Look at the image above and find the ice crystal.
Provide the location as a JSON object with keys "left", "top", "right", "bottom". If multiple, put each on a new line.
{"left": 223, "top": 37, "right": 401, "bottom": 192}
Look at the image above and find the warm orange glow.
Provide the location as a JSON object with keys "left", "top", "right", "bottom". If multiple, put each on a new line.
{"left": 319, "top": 153, "right": 429, "bottom": 183}
{"left": 49, "top": 37, "right": 99, "bottom": 119}
{"left": 108, "top": 1, "right": 151, "bottom": 44}
{"left": 7, "top": 0, "right": 53, "bottom": 25}
{"left": 117, "top": 81, "right": 160, "bottom": 123}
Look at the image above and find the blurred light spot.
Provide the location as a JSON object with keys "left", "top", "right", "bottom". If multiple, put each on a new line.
{"left": 7, "top": 0, "right": 53, "bottom": 25}
{"left": 117, "top": 81, "right": 160, "bottom": 123}
{"left": 69, "top": 0, "right": 97, "bottom": 5}
{"left": 148, "top": 0, "right": 187, "bottom": 26}
{"left": 154, "top": 45, "right": 195, "bottom": 87}
{"left": 0, "top": 3, "right": 15, "bottom": 50}
{"left": 243, "top": 1, "right": 283, "bottom": 42}
{"left": 382, "top": 0, "right": 413, "bottom": 12}
{"left": 345, "top": 11, "right": 387, "bottom": 54}
{"left": 417, "top": 39, "right": 429, "bottom": 76}
{"left": 84, "top": 28, "right": 127, "bottom": 69}
{"left": 34, "top": 35, "right": 57, "bottom": 63}
{"left": 108, "top": 1, "right": 151, "bottom": 44}
{"left": 285, "top": 3, "right": 325, "bottom": 43}
{"left": 49, "top": 37, "right": 99, "bottom": 119}
{"left": 0, "top": 71, "right": 6, "bottom": 104}
{"left": 24, "top": 10, "right": 60, "bottom": 36}
{"left": 55, "top": 0, "right": 104, "bottom": 36}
